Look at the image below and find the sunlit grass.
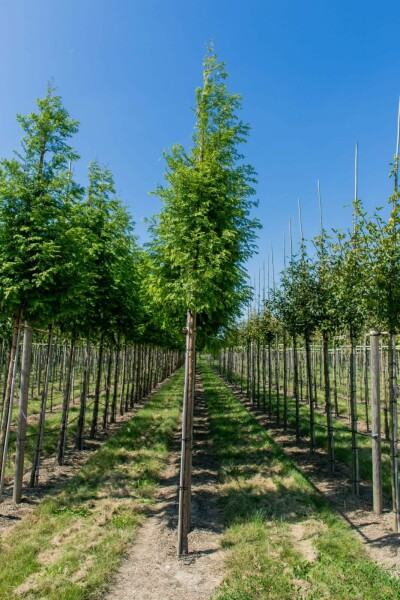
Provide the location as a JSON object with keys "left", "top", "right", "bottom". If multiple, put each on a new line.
{"left": 216, "top": 359, "right": 394, "bottom": 497}
{"left": 0, "top": 369, "right": 183, "bottom": 599}
{"left": 201, "top": 361, "right": 400, "bottom": 600}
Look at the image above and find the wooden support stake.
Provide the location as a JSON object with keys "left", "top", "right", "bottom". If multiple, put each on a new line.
{"left": 370, "top": 328, "right": 383, "bottom": 515}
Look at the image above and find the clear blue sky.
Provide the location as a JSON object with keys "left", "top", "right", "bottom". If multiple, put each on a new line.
{"left": 1, "top": 0, "right": 399, "bottom": 288}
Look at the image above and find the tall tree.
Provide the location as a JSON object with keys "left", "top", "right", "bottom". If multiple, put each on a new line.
{"left": 0, "top": 84, "right": 82, "bottom": 497}
{"left": 367, "top": 106, "right": 400, "bottom": 528}
{"left": 148, "top": 48, "right": 260, "bottom": 554}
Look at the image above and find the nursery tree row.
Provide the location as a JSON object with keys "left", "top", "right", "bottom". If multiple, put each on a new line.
{"left": 0, "top": 85, "right": 184, "bottom": 504}
{"left": 213, "top": 123, "right": 400, "bottom": 531}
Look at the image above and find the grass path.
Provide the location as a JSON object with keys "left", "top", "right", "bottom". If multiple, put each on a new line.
{"left": 200, "top": 361, "right": 400, "bottom": 600}
{"left": 217, "top": 361, "right": 394, "bottom": 497}
{"left": 0, "top": 369, "right": 184, "bottom": 599}
{"left": 104, "top": 374, "right": 224, "bottom": 600}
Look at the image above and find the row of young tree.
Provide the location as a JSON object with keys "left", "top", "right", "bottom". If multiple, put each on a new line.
{"left": 0, "top": 85, "right": 186, "bottom": 505}
{"left": 0, "top": 48, "right": 261, "bottom": 538}
{"left": 214, "top": 112, "right": 400, "bottom": 530}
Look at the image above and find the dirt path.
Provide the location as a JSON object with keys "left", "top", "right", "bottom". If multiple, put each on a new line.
{"left": 223, "top": 378, "right": 400, "bottom": 574}
{"left": 104, "top": 376, "right": 225, "bottom": 600}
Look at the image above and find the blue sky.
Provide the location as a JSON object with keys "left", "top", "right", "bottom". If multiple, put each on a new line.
{"left": 0, "top": 0, "right": 399, "bottom": 290}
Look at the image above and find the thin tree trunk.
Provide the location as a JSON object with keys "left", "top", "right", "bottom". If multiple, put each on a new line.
{"left": 350, "top": 332, "right": 360, "bottom": 495}
{"left": 388, "top": 331, "right": 400, "bottom": 530}
{"left": 76, "top": 337, "right": 90, "bottom": 450}
{"left": 119, "top": 343, "right": 127, "bottom": 416}
{"left": 363, "top": 335, "right": 370, "bottom": 432}
{"left": 30, "top": 324, "right": 53, "bottom": 487}
{"left": 333, "top": 342, "right": 339, "bottom": 417}
{"left": 305, "top": 333, "right": 315, "bottom": 452}
{"left": 90, "top": 334, "right": 104, "bottom": 438}
{"left": 370, "top": 328, "right": 383, "bottom": 515}
{"left": 268, "top": 341, "right": 272, "bottom": 416}
{"left": 275, "top": 333, "right": 280, "bottom": 424}
{"left": 262, "top": 341, "right": 266, "bottom": 411}
{"left": 102, "top": 346, "right": 113, "bottom": 429}
{"left": 111, "top": 337, "right": 121, "bottom": 423}
{"left": 177, "top": 310, "right": 196, "bottom": 556}
{"left": 13, "top": 322, "right": 33, "bottom": 503}
{"left": 56, "top": 338, "right": 75, "bottom": 466}
{"left": 135, "top": 343, "right": 142, "bottom": 403}
{"left": 283, "top": 331, "right": 288, "bottom": 430}
{"left": 0, "top": 314, "right": 22, "bottom": 494}
{"left": 129, "top": 345, "right": 136, "bottom": 409}
{"left": 293, "top": 334, "right": 300, "bottom": 442}
{"left": 323, "top": 332, "right": 334, "bottom": 473}
{"left": 256, "top": 339, "right": 260, "bottom": 407}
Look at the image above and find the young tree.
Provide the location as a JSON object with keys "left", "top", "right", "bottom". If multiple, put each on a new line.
{"left": 330, "top": 200, "right": 369, "bottom": 495}
{"left": 274, "top": 244, "right": 321, "bottom": 450}
{"left": 148, "top": 48, "right": 260, "bottom": 554}
{"left": 367, "top": 108, "right": 400, "bottom": 528}
{"left": 313, "top": 201, "right": 338, "bottom": 473}
{"left": 0, "top": 84, "right": 82, "bottom": 499}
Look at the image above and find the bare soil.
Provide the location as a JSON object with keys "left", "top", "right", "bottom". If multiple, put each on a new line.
{"left": 226, "top": 380, "right": 400, "bottom": 575}
{"left": 104, "top": 377, "right": 225, "bottom": 600}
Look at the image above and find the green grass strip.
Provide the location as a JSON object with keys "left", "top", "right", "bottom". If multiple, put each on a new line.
{"left": 200, "top": 361, "right": 400, "bottom": 600}
{"left": 217, "top": 361, "right": 394, "bottom": 496}
{"left": 0, "top": 369, "right": 184, "bottom": 600}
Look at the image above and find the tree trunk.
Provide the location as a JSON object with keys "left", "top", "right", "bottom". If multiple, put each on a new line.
{"left": 177, "top": 310, "right": 196, "bottom": 556}
{"left": 13, "top": 322, "right": 33, "bottom": 503}
{"left": 268, "top": 341, "right": 272, "bottom": 417}
{"left": 262, "top": 341, "right": 266, "bottom": 411}
{"left": 56, "top": 338, "right": 75, "bottom": 466}
{"left": 305, "top": 333, "right": 315, "bottom": 452}
{"left": 111, "top": 337, "right": 121, "bottom": 423}
{"left": 135, "top": 343, "right": 142, "bottom": 403}
{"left": 323, "top": 332, "right": 334, "bottom": 473}
{"left": 30, "top": 324, "right": 53, "bottom": 487}
{"left": 102, "top": 346, "right": 113, "bottom": 429}
{"left": 370, "top": 328, "right": 383, "bottom": 515}
{"left": 293, "top": 334, "right": 300, "bottom": 442}
{"left": 90, "top": 334, "right": 104, "bottom": 439}
{"left": 275, "top": 333, "right": 280, "bottom": 424}
{"left": 349, "top": 332, "right": 360, "bottom": 495}
{"left": 363, "top": 335, "right": 370, "bottom": 432}
{"left": 0, "top": 314, "right": 22, "bottom": 494}
{"left": 283, "top": 331, "right": 288, "bottom": 430}
{"left": 129, "top": 345, "right": 136, "bottom": 409}
{"left": 388, "top": 331, "right": 400, "bottom": 530}
{"left": 333, "top": 341, "right": 339, "bottom": 417}
{"left": 119, "top": 343, "right": 127, "bottom": 416}
{"left": 75, "top": 337, "right": 90, "bottom": 450}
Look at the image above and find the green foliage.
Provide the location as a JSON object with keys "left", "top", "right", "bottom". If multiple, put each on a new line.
{"left": 147, "top": 48, "right": 260, "bottom": 334}
{"left": 329, "top": 202, "right": 370, "bottom": 336}
{"left": 67, "top": 161, "right": 142, "bottom": 339}
{"left": 0, "top": 84, "right": 83, "bottom": 323}
{"left": 274, "top": 242, "right": 321, "bottom": 338}
{"left": 313, "top": 227, "right": 339, "bottom": 335}
{"left": 366, "top": 157, "right": 400, "bottom": 330}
